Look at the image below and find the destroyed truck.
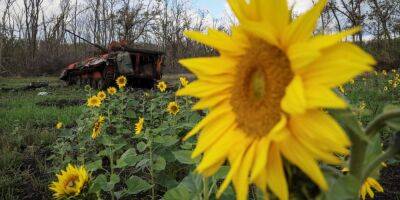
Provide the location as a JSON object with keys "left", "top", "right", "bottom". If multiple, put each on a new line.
{"left": 60, "top": 30, "right": 164, "bottom": 89}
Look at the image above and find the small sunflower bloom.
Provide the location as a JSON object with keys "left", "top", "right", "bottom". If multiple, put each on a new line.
{"left": 97, "top": 91, "right": 107, "bottom": 101}
{"left": 56, "top": 122, "right": 63, "bottom": 129}
{"left": 167, "top": 102, "right": 180, "bottom": 115}
{"left": 382, "top": 70, "right": 387, "bottom": 76}
{"left": 92, "top": 121, "right": 103, "bottom": 139}
{"left": 87, "top": 96, "right": 101, "bottom": 108}
{"left": 374, "top": 71, "right": 378, "bottom": 76}
{"left": 116, "top": 76, "right": 127, "bottom": 88}
{"left": 350, "top": 79, "right": 355, "bottom": 84}
{"left": 49, "top": 164, "right": 89, "bottom": 199}
{"left": 135, "top": 117, "right": 145, "bottom": 135}
{"left": 177, "top": 0, "right": 375, "bottom": 199}
{"left": 92, "top": 116, "right": 105, "bottom": 139}
{"left": 179, "top": 76, "right": 189, "bottom": 87}
{"left": 157, "top": 81, "right": 167, "bottom": 92}
{"left": 107, "top": 87, "right": 117, "bottom": 95}
{"left": 384, "top": 86, "right": 388, "bottom": 91}
{"left": 360, "top": 177, "right": 384, "bottom": 200}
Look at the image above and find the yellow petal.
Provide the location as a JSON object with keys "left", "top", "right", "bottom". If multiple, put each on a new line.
{"left": 309, "top": 27, "right": 361, "bottom": 50}
{"left": 305, "top": 86, "right": 347, "bottom": 109}
{"left": 192, "top": 94, "right": 231, "bottom": 110}
{"left": 288, "top": 42, "right": 321, "bottom": 71}
{"left": 279, "top": 137, "right": 328, "bottom": 190}
{"left": 281, "top": 75, "right": 306, "bottom": 114}
{"left": 240, "top": 21, "right": 279, "bottom": 47}
{"left": 266, "top": 144, "right": 288, "bottom": 200}
{"left": 216, "top": 138, "right": 251, "bottom": 198}
{"left": 179, "top": 57, "right": 237, "bottom": 76}
{"left": 282, "top": 0, "right": 328, "bottom": 46}
{"left": 302, "top": 43, "right": 374, "bottom": 87}
{"left": 368, "top": 178, "right": 384, "bottom": 192}
{"left": 201, "top": 160, "right": 225, "bottom": 177}
{"left": 256, "top": 0, "right": 289, "bottom": 35}
{"left": 196, "top": 129, "right": 247, "bottom": 173}
{"left": 250, "top": 136, "right": 270, "bottom": 181}
{"left": 182, "top": 105, "right": 231, "bottom": 140}
{"left": 184, "top": 29, "right": 244, "bottom": 54}
{"left": 289, "top": 110, "right": 350, "bottom": 153}
{"left": 192, "top": 114, "right": 236, "bottom": 158}
{"left": 232, "top": 141, "right": 257, "bottom": 200}
{"left": 176, "top": 80, "right": 231, "bottom": 98}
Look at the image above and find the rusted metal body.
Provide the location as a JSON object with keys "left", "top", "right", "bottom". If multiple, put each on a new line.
{"left": 60, "top": 30, "right": 164, "bottom": 89}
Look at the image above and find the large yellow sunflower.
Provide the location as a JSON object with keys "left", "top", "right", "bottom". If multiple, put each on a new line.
{"left": 360, "top": 177, "right": 384, "bottom": 200}
{"left": 49, "top": 164, "right": 89, "bottom": 199}
{"left": 176, "top": 0, "right": 375, "bottom": 199}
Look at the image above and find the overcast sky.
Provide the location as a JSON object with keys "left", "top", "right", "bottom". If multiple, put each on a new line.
{"left": 193, "top": 0, "right": 314, "bottom": 17}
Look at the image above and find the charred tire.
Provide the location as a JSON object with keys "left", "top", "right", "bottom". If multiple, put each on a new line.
{"left": 103, "top": 66, "right": 117, "bottom": 87}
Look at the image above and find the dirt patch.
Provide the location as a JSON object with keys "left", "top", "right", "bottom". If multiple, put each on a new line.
{"left": 36, "top": 99, "right": 85, "bottom": 108}
{"left": 376, "top": 164, "right": 400, "bottom": 199}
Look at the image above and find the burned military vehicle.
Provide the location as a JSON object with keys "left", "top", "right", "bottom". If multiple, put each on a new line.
{"left": 60, "top": 30, "right": 164, "bottom": 89}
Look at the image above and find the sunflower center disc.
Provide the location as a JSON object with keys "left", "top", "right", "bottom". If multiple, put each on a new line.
{"left": 230, "top": 39, "right": 293, "bottom": 137}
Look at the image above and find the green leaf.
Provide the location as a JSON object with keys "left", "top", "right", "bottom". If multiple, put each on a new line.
{"left": 153, "top": 155, "right": 166, "bottom": 171}
{"left": 86, "top": 160, "right": 102, "bottom": 172}
{"left": 103, "top": 174, "right": 121, "bottom": 191}
{"left": 136, "top": 158, "right": 150, "bottom": 169}
{"left": 363, "top": 134, "right": 384, "bottom": 178}
{"left": 173, "top": 150, "right": 199, "bottom": 164}
{"left": 126, "top": 176, "right": 152, "bottom": 194}
{"left": 137, "top": 141, "right": 147, "bottom": 152}
{"left": 89, "top": 174, "right": 107, "bottom": 193}
{"left": 324, "top": 175, "right": 360, "bottom": 200}
{"left": 163, "top": 185, "right": 191, "bottom": 200}
{"left": 178, "top": 173, "right": 202, "bottom": 194}
{"left": 154, "top": 135, "right": 179, "bottom": 147}
{"left": 100, "top": 134, "right": 114, "bottom": 146}
{"left": 116, "top": 148, "right": 140, "bottom": 168}
{"left": 213, "top": 166, "right": 230, "bottom": 180}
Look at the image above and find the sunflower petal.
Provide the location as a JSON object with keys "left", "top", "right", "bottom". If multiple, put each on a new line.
{"left": 182, "top": 105, "right": 231, "bottom": 141}
{"left": 266, "top": 144, "right": 288, "bottom": 200}
{"left": 196, "top": 129, "right": 247, "bottom": 173}
{"left": 256, "top": 0, "right": 289, "bottom": 35}
{"left": 184, "top": 29, "right": 244, "bottom": 54}
{"left": 288, "top": 42, "right": 321, "bottom": 71}
{"left": 176, "top": 80, "right": 231, "bottom": 98}
{"left": 279, "top": 137, "right": 328, "bottom": 190}
{"left": 232, "top": 141, "right": 256, "bottom": 200}
{"left": 302, "top": 43, "right": 374, "bottom": 87}
{"left": 250, "top": 136, "right": 270, "bottom": 181}
{"left": 192, "top": 115, "right": 236, "bottom": 158}
{"left": 309, "top": 27, "right": 361, "bottom": 50}
{"left": 216, "top": 138, "right": 251, "bottom": 198}
{"left": 305, "top": 86, "right": 347, "bottom": 109}
{"left": 282, "top": 0, "right": 328, "bottom": 45}
{"left": 179, "top": 57, "right": 237, "bottom": 76}
{"left": 281, "top": 75, "right": 306, "bottom": 114}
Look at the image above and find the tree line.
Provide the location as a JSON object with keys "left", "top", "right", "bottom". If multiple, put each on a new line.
{"left": 0, "top": 0, "right": 399, "bottom": 76}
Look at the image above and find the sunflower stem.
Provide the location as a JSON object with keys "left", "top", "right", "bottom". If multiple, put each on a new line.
{"left": 362, "top": 133, "right": 400, "bottom": 181}
{"left": 365, "top": 109, "right": 400, "bottom": 136}
{"left": 203, "top": 177, "right": 209, "bottom": 200}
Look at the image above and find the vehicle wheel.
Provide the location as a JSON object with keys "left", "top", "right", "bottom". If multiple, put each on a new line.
{"left": 97, "top": 79, "right": 105, "bottom": 90}
{"left": 103, "top": 66, "right": 116, "bottom": 87}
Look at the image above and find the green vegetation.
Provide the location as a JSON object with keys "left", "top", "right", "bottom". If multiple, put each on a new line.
{"left": 0, "top": 73, "right": 399, "bottom": 199}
